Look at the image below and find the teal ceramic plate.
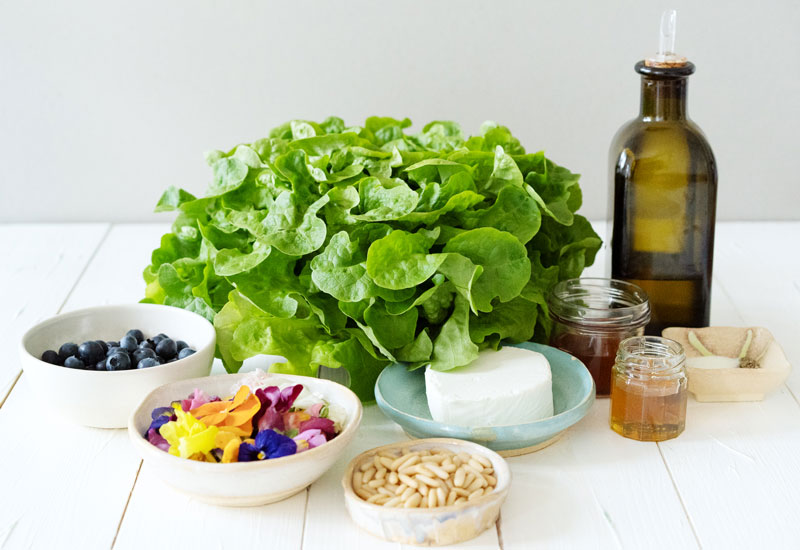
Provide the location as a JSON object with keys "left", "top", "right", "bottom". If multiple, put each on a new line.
{"left": 374, "top": 342, "right": 596, "bottom": 456}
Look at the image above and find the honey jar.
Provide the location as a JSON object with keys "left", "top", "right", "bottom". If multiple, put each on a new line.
{"left": 610, "top": 336, "right": 687, "bottom": 442}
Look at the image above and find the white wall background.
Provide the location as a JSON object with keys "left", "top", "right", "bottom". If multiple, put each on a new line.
{"left": 1, "top": 0, "right": 798, "bottom": 222}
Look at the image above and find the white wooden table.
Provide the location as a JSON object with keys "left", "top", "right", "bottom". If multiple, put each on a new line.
{"left": 1, "top": 222, "right": 799, "bottom": 550}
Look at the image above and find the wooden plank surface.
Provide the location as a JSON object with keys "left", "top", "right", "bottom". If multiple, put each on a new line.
{"left": 0, "top": 224, "right": 155, "bottom": 549}
{"left": 654, "top": 222, "right": 800, "bottom": 550}
{"left": 0, "top": 224, "right": 109, "bottom": 402}
{"left": 2, "top": 221, "right": 799, "bottom": 550}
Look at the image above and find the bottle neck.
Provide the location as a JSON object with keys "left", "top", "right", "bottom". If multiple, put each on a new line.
{"left": 639, "top": 77, "right": 688, "bottom": 121}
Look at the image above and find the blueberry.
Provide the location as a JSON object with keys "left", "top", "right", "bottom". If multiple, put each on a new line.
{"left": 152, "top": 333, "right": 169, "bottom": 345}
{"left": 120, "top": 335, "right": 138, "bottom": 353}
{"left": 105, "top": 352, "right": 131, "bottom": 371}
{"left": 41, "top": 350, "right": 61, "bottom": 365}
{"left": 107, "top": 346, "right": 125, "bottom": 357}
{"left": 177, "top": 347, "right": 196, "bottom": 360}
{"left": 95, "top": 360, "right": 107, "bottom": 371}
{"left": 175, "top": 340, "right": 188, "bottom": 352}
{"left": 138, "top": 340, "right": 154, "bottom": 351}
{"left": 126, "top": 329, "right": 145, "bottom": 343}
{"left": 78, "top": 341, "right": 105, "bottom": 364}
{"left": 64, "top": 356, "right": 85, "bottom": 369}
{"left": 95, "top": 340, "right": 108, "bottom": 353}
{"left": 155, "top": 338, "right": 177, "bottom": 359}
{"left": 58, "top": 343, "right": 78, "bottom": 360}
{"left": 107, "top": 341, "right": 120, "bottom": 348}
{"left": 133, "top": 348, "right": 157, "bottom": 365}
{"left": 137, "top": 357, "right": 160, "bottom": 369}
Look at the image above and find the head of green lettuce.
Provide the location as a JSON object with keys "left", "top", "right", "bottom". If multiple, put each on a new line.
{"left": 142, "top": 117, "right": 601, "bottom": 400}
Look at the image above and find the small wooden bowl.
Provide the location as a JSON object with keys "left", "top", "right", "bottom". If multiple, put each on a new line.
{"left": 662, "top": 326, "right": 791, "bottom": 402}
{"left": 342, "top": 438, "right": 510, "bottom": 546}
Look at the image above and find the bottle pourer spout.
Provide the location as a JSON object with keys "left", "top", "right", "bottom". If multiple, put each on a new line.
{"left": 646, "top": 9, "right": 688, "bottom": 68}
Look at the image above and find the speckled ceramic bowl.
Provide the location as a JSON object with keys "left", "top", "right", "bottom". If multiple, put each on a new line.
{"left": 342, "top": 438, "right": 510, "bottom": 546}
{"left": 374, "top": 342, "right": 595, "bottom": 456}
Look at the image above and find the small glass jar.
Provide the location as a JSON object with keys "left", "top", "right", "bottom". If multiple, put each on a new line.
{"left": 610, "top": 336, "right": 688, "bottom": 442}
{"left": 547, "top": 278, "right": 650, "bottom": 396}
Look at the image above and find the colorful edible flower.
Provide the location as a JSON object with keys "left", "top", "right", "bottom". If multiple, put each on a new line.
{"left": 190, "top": 386, "right": 261, "bottom": 437}
{"left": 145, "top": 376, "right": 341, "bottom": 463}
{"left": 181, "top": 388, "right": 215, "bottom": 412}
{"left": 238, "top": 429, "right": 297, "bottom": 462}
{"left": 254, "top": 384, "right": 304, "bottom": 432}
{"left": 159, "top": 404, "right": 219, "bottom": 460}
{"left": 293, "top": 428, "right": 327, "bottom": 453}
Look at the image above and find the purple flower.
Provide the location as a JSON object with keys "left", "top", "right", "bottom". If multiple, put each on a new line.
{"left": 254, "top": 385, "right": 303, "bottom": 432}
{"left": 298, "top": 416, "right": 336, "bottom": 437}
{"left": 238, "top": 429, "right": 297, "bottom": 462}
{"left": 146, "top": 428, "right": 170, "bottom": 451}
{"left": 293, "top": 429, "right": 327, "bottom": 453}
{"left": 147, "top": 406, "right": 176, "bottom": 434}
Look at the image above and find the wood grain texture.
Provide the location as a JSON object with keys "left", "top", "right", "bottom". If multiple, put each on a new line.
{"left": 0, "top": 223, "right": 109, "bottom": 400}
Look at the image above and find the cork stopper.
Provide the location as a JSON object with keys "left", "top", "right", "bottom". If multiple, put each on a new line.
{"left": 645, "top": 10, "right": 688, "bottom": 68}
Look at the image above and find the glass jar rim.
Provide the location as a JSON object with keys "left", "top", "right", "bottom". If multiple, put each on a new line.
{"left": 547, "top": 278, "right": 650, "bottom": 329}
{"left": 616, "top": 336, "right": 686, "bottom": 378}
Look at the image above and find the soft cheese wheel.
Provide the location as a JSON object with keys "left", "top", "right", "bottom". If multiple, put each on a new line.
{"left": 425, "top": 347, "right": 554, "bottom": 427}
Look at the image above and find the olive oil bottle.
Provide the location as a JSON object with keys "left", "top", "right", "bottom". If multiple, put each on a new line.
{"left": 609, "top": 10, "right": 717, "bottom": 334}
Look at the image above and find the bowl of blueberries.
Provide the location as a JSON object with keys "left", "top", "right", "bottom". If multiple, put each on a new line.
{"left": 19, "top": 303, "right": 216, "bottom": 428}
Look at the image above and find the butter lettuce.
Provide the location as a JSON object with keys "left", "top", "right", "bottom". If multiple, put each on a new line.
{"left": 143, "top": 117, "right": 601, "bottom": 400}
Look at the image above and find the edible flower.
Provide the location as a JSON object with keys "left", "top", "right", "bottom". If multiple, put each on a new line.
{"left": 147, "top": 406, "right": 175, "bottom": 433}
{"left": 181, "top": 388, "right": 215, "bottom": 412}
{"left": 214, "top": 431, "right": 243, "bottom": 463}
{"left": 159, "top": 404, "right": 219, "bottom": 460}
{"left": 239, "top": 429, "right": 297, "bottom": 462}
{"left": 254, "top": 384, "right": 304, "bottom": 432}
{"left": 293, "top": 428, "right": 327, "bottom": 453}
{"left": 190, "top": 386, "right": 261, "bottom": 437}
{"left": 298, "top": 416, "right": 336, "bottom": 437}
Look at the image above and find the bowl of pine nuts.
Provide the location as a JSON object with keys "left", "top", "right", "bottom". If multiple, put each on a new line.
{"left": 341, "top": 438, "right": 510, "bottom": 546}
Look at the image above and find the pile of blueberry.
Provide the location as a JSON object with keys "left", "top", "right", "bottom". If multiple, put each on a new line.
{"left": 40, "top": 329, "right": 196, "bottom": 371}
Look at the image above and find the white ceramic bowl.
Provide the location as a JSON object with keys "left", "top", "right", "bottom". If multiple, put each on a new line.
{"left": 20, "top": 303, "right": 216, "bottom": 428}
{"left": 128, "top": 372, "right": 363, "bottom": 506}
{"left": 342, "top": 438, "right": 510, "bottom": 546}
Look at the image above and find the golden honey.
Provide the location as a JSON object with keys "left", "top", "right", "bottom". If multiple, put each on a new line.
{"left": 609, "top": 336, "right": 687, "bottom": 442}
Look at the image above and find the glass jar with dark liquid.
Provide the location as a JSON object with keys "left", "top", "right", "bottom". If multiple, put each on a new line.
{"left": 609, "top": 12, "right": 717, "bottom": 335}
{"left": 548, "top": 278, "right": 650, "bottom": 396}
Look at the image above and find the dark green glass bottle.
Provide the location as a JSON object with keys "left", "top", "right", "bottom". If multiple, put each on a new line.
{"left": 609, "top": 27, "right": 717, "bottom": 335}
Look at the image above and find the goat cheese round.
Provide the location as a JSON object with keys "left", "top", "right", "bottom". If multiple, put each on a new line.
{"left": 425, "top": 347, "right": 554, "bottom": 427}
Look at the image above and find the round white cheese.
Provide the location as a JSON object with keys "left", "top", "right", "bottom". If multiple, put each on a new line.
{"left": 425, "top": 347, "right": 554, "bottom": 427}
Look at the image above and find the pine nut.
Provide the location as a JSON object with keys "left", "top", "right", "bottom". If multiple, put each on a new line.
{"left": 426, "top": 463, "right": 449, "bottom": 479}
{"left": 359, "top": 461, "right": 372, "bottom": 472}
{"left": 384, "top": 497, "right": 401, "bottom": 507}
{"left": 398, "top": 474, "right": 418, "bottom": 489}
{"left": 468, "top": 488, "right": 484, "bottom": 501}
{"left": 418, "top": 483, "right": 429, "bottom": 496}
{"left": 366, "top": 493, "right": 385, "bottom": 504}
{"left": 428, "top": 488, "right": 437, "bottom": 508}
{"left": 400, "top": 487, "right": 415, "bottom": 501}
{"left": 415, "top": 474, "right": 440, "bottom": 487}
{"left": 375, "top": 468, "right": 387, "bottom": 480}
{"left": 355, "top": 488, "right": 373, "bottom": 500}
{"left": 454, "top": 467, "right": 466, "bottom": 488}
{"left": 455, "top": 497, "right": 467, "bottom": 505}
{"left": 378, "top": 487, "right": 395, "bottom": 497}
{"left": 468, "top": 458, "right": 484, "bottom": 472}
{"left": 388, "top": 471, "right": 399, "bottom": 485}
{"left": 362, "top": 467, "right": 376, "bottom": 484}
{"left": 463, "top": 464, "right": 483, "bottom": 478}
{"left": 367, "top": 479, "right": 385, "bottom": 488}
{"left": 466, "top": 477, "right": 484, "bottom": 493}
{"left": 446, "top": 490, "right": 458, "bottom": 506}
{"left": 452, "top": 487, "right": 469, "bottom": 497}
{"left": 436, "top": 486, "right": 447, "bottom": 504}
{"left": 404, "top": 493, "right": 422, "bottom": 508}
{"left": 474, "top": 454, "right": 492, "bottom": 468}
{"left": 379, "top": 457, "right": 395, "bottom": 470}
{"left": 485, "top": 474, "right": 497, "bottom": 486}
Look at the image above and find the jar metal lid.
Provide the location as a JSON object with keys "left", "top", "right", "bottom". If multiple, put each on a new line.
{"left": 547, "top": 278, "right": 651, "bottom": 329}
